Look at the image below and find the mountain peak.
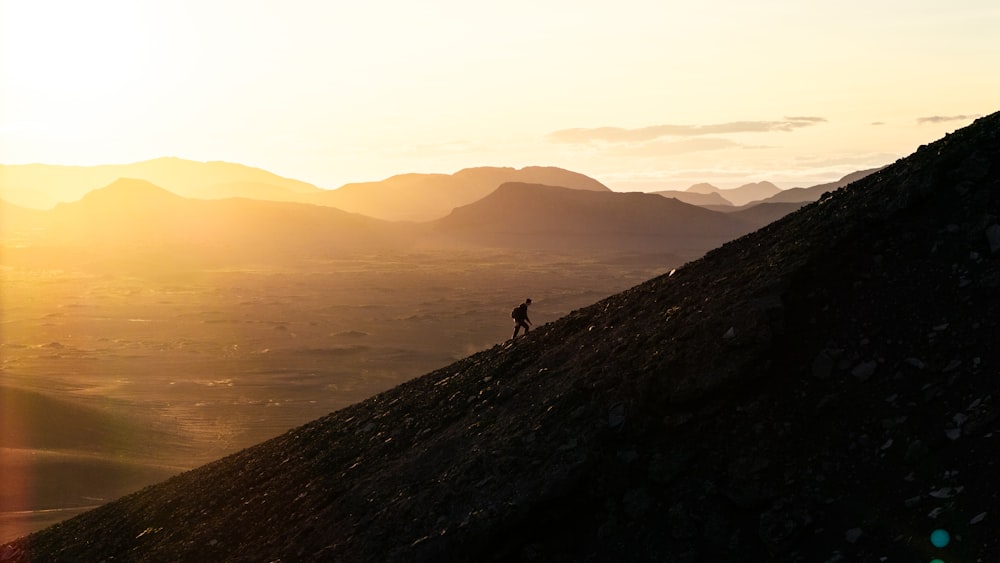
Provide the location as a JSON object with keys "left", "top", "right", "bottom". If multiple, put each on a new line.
{"left": 76, "top": 177, "right": 182, "bottom": 206}
{"left": 685, "top": 182, "right": 720, "bottom": 194}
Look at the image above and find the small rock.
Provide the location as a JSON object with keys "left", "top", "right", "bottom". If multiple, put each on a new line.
{"left": 945, "top": 428, "right": 962, "bottom": 441}
{"left": 845, "top": 527, "right": 863, "bottom": 544}
{"left": 622, "top": 488, "right": 652, "bottom": 518}
{"left": 970, "top": 512, "right": 987, "bottom": 524}
{"left": 812, "top": 350, "right": 835, "bottom": 379}
{"left": 986, "top": 224, "right": 1000, "bottom": 253}
{"left": 608, "top": 403, "right": 626, "bottom": 428}
{"left": 668, "top": 503, "right": 696, "bottom": 539}
{"left": 617, "top": 449, "right": 639, "bottom": 464}
{"left": 942, "top": 359, "right": 962, "bottom": 373}
{"left": 851, "top": 361, "right": 877, "bottom": 381}
{"left": 904, "top": 440, "right": 929, "bottom": 463}
{"left": 929, "top": 487, "right": 956, "bottom": 499}
{"left": 904, "top": 357, "right": 927, "bottom": 370}
{"left": 722, "top": 327, "right": 736, "bottom": 340}
{"left": 759, "top": 499, "right": 813, "bottom": 551}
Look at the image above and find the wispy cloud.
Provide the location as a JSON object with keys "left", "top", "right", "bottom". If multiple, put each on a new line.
{"left": 606, "top": 137, "right": 742, "bottom": 157}
{"left": 917, "top": 114, "right": 979, "bottom": 125}
{"left": 547, "top": 117, "right": 827, "bottom": 144}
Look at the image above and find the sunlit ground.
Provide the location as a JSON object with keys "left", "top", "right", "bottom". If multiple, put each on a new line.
{"left": 0, "top": 249, "right": 674, "bottom": 541}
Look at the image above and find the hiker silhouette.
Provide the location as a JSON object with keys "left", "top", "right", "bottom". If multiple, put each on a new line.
{"left": 511, "top": 298, "right": 532, "bottom": 339}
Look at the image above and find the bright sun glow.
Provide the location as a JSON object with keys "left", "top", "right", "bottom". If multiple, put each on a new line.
{"left": 2, "top": 0, "right": 999, "bottom": 190}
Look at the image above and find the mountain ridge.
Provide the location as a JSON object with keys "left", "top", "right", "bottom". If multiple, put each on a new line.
{"left": 6, "top": 112, "right": 998, "bottom": 561}
{"left": 686, "top": 180, "right": 782, "bottom": 206}
{"left": 5, "top": 178, "right": 758, "bottom": 268}
{"left": 429, "top": 182, "right": 755, "bottom": 255}
{"left": 321, "top": 166, "right": 610, "bottom": 221}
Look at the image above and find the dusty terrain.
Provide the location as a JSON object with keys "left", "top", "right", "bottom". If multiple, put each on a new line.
{"left": 0, "top": 250, "right": 669, "bottom": 542}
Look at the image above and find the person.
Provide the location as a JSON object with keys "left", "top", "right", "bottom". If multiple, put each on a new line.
{"left": 511, "top": 298, "right": 532, "bottom": 339}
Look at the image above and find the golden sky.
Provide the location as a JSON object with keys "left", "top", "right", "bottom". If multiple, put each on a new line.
{"left": 1, "top": 0, "right": 998, "bottom": 191}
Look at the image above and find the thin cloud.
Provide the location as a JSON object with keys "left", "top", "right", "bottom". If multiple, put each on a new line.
{"left": 917, "top": 114, "right": 979, "bottom": 125}
{"left": 606, "top": 137, "right": 742, "bottom": 157}
{"left": 547, "top": 117, "right": 827, "bottom": 144}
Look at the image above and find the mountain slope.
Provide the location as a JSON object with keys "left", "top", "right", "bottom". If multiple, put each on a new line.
{"left": 320, "top": 166, "right": 610, "bottom": 221}
{"left": 429, "top": 182, "right": 755, "bottom": 255}
{"left": 5, "top": 111, "right": 1000, "bottom": 561}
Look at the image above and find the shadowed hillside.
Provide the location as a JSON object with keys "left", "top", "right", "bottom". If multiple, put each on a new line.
{"left": 321, "top": 166, "right": 609, "bottom": 221}
{"left": 0, "top": 386, "right": 191, "bottom": 542}
{"left": 429, "top": 182, "right": 755, "bottom": 255}
{"left": 4, "top": 111, "right": 1000, "bottom": 562}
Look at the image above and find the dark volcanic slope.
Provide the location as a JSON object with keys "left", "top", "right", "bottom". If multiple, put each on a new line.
{"left": 5, "top": 112, "right": 1000, "bottom": 562}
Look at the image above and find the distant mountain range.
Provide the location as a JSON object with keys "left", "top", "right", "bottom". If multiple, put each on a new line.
{"left": 0, "top": 159, "right": 609, "bottom": 222}
{"left": 1, "top": 157, "right": 886, "bottom": 271}
{"left": 652, "top": 170, "right": 881, "bottom": 209}
{"left": 0, "top": 157, "right": 322, "bottom": 209}
{"left": 685, "top": 181, "right": 781, "bottom": 206}
{"left": 2, "top": 178, "right": 409, "bottom": 270}
{"left": 323, "top": 167, "right": 609, "bottom": 221}
{"left": 1, "top": 157, "right": 883, "bottom": 225}
{"left": 1, "top": 177, "right": 765, "bottom": 270}
{"left": 744, "top": 167, "right": 883, "bottom": 205}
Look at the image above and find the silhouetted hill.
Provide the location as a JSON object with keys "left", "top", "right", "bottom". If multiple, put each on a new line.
{"left": 749, "top": 167, "right": 883, "bottom": 206}
{"left": 8, "top": 178, "right": 410, "bottom": 270}
{"left": 429, "top": 182, "right": 755, "bottom": 255}
{"left": 687, "top": 181, "right": 782, "bottom": 206}
{"left": 0, "top": 158, "right": 323, "bottom": 209}
{"left": 650, "top": 189, "right": 733, "bottom": 206}
{"left": 320, "top": 166, "right": 610, "bottom": 221}
{"left": 6, "top": 111, "right": 1000, "bottom": 562}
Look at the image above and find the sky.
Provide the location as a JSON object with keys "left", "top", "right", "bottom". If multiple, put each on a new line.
{"left": 1, "top": 0, "right": 998, "bottom": 192}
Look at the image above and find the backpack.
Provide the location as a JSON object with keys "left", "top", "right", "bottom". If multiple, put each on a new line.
{"left": 511, "top": 303, "right": 526, "bottom": 320}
